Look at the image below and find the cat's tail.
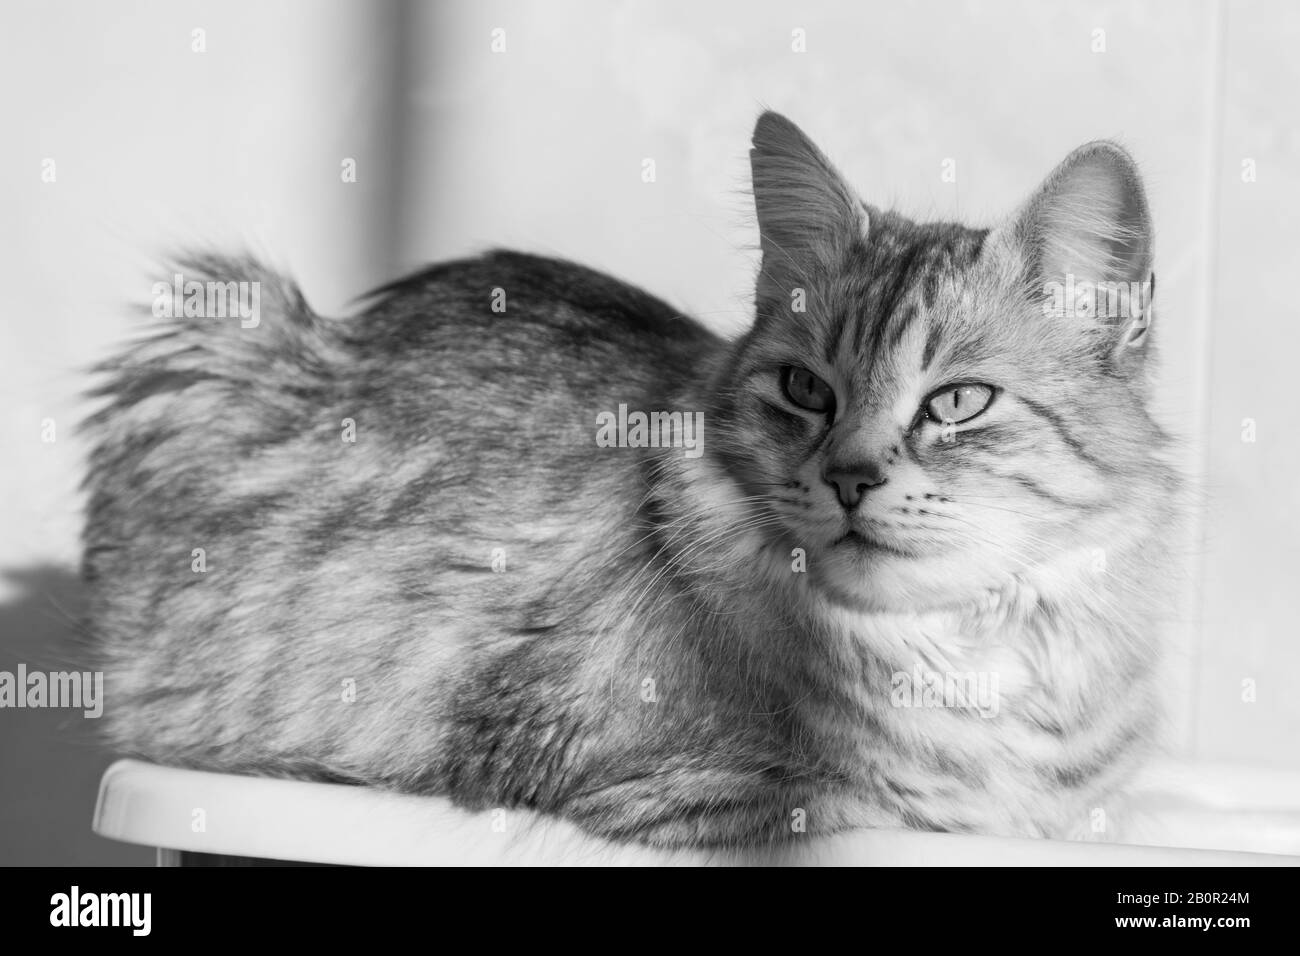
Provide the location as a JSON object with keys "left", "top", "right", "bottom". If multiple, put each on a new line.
{"left": 85, "top": 252, "right": 341, "bottom": 425}
{"left": 79, "top": 253, "right": 345, "bottom": 576}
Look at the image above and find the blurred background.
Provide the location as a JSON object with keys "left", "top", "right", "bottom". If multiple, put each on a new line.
{"left": 1, "top": 0, "right": 1296, "bottom": 863}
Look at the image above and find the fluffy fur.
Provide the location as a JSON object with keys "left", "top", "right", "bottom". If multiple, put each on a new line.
{"left": 82, "top": 112, "right": 1181, "bottom": 848}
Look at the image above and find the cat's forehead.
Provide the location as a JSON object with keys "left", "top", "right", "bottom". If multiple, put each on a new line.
{"left": 851, "top": 213, "right": 989, "bottom": 327}
{"left": 824, "top": 215, "right": 996, "bottom": 390}
{"left": 858, "top": 212, "right": 986, "bottom": 270}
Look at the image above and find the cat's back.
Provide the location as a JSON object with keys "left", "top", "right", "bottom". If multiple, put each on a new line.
{"left": 82, "top": 249, "right": 724, "bottom": 771}
{"left": 83, "top": 250, "right": 720, "bottom": 582}
{"left": 363, "top": 250, "right": 716, "bottom": 359}
{"left": 85, "top": 249, "right": 720, "bottom": 479}
{"left": 314, "top": 249, "right": 723, "bottom": 442}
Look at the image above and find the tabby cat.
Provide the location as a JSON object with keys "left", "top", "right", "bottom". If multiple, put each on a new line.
{"left": 83, "top": 112, "right": 1179, "bottom": 850}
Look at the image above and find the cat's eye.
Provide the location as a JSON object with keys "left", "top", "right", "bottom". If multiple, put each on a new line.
{"left": 924, "top": 383, "right": 995, "bottom": 425}
{"left": 781, "top": 366, "right": 836, "bottom": 414}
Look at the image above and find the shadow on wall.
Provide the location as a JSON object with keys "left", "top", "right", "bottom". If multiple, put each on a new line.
{"left": 0, "top": 566, "right": 150, "bottom": 865}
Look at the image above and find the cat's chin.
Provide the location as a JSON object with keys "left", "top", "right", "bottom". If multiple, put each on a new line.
{"left": 808, "top": 540, "right": 990, "bottom": 614}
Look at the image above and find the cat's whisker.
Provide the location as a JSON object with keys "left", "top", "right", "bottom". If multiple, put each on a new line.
{"left": 922, "top": 497, "right": 1045, "bottom": 521}
{"left": 599, "top": 511, "right": 791, "bottom": 634}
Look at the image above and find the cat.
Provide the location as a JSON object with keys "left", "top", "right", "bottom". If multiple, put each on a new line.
{"left": 82, "top": 111, "right": 1181, "bottom": 851}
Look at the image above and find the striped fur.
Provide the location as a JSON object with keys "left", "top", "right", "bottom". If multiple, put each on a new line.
{"left": 81, "top": 113, "right": 1181, "bottom": 849}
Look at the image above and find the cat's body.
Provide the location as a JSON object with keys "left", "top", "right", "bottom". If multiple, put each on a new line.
{"left": 83, "top": 114, "right": 1181, "bottom": 849}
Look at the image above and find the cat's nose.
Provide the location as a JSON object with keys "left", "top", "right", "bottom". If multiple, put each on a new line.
{"left": 822, "top": 461, "right": 887, "bottom": 509}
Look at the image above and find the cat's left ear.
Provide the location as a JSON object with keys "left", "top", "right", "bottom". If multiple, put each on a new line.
{"left": 749, "top": 112, "right": 867, "bottom": 321}
{"left": 1000, "top": 141, "right": 1155, "bottom": 362}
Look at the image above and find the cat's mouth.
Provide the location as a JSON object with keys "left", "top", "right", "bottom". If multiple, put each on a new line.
{"left": 834, "top": 527, "right": 916, "bottom": 559}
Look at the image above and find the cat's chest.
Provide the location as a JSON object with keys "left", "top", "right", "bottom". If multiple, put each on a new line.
{"left": 796, "top": 604, "right": 1146, "bottom": 836}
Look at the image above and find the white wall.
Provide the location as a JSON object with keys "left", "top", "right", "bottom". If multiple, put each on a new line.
{"left": 0, "top": 0, "right": 401, "bottom": 585}
{"left": 2, "top": 0, "right": 1296, "bottom": 781}
{"left": 1193, "top": 1, "right": 1300, "bottom": 768}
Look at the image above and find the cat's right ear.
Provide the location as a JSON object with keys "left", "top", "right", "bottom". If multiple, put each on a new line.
{"left": 999, "top": 140, "right": 1155, "bottom": 360}
{"left": 750, "top": 112, "right": 866, "bottom": 295}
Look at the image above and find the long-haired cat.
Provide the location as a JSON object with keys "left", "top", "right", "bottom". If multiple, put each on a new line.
{"left": 82, "top": 112, "right": 1179, "bottom": 850}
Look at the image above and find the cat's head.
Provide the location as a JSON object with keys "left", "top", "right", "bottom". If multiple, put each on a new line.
{"left": 712, "top": 112, "right": 1170, "bottom": 614}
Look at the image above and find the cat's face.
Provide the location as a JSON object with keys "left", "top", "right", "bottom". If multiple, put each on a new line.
{"left": 712, "top": 113, "right": 1166, "bottom": 613}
